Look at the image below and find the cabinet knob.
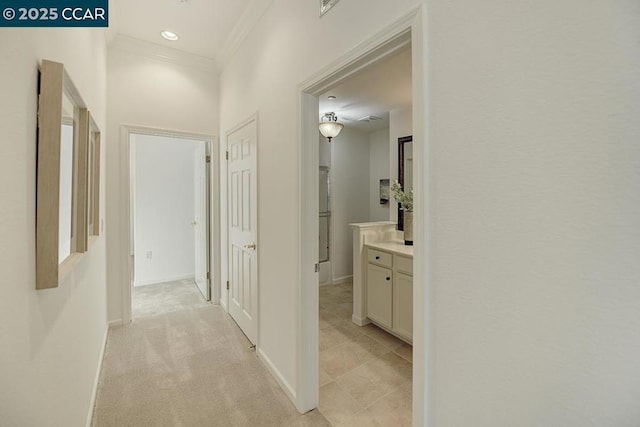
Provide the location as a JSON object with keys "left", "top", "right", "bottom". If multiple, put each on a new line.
{"left": 375, "top": 256, "right": 380, "bottom": 260}
{"left": 386, "top": 277, "right": 391, "bottom": 281}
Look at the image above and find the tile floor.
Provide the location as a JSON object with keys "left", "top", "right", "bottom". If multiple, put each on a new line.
{"left": 318, "top": 282, "right": 412, "bottom": 426}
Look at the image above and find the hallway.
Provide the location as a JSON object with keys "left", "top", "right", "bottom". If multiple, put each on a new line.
{"left": 92, "top": 284, "right": 329, "bottom": 426}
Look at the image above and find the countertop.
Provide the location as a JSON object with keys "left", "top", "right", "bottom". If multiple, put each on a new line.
{"left": 365, "top": 240, "right": 414, "bottom": 257}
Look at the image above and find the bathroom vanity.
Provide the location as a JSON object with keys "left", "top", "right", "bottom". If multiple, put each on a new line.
{"left": 365, "top": 241, "right": 413, "bottom": 343}
{"left": 349, "top": 222, "right": 413, "bottom": 344}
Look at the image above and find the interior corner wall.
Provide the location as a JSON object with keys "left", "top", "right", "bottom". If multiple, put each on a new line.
{"left": 389, "top": 107, "right": 412, "bottom": 224}
{"left": 132, "top": 135, "right": 198, "bottom": 287}
{"left": 106, "top": 44, "right": 219, "bottom": 322}
{"left": 0, "top": 28, "right": 108, "bottom": 426}
{"left": 330, "top": 128, "right": 371, "bottom": 282}
{"left": 369, "top": 128, "right": 391, "bottom": 221}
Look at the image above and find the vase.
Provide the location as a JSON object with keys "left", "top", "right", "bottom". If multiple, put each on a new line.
{"left": 403, "top": 211, "right": 413, "bottom": 246}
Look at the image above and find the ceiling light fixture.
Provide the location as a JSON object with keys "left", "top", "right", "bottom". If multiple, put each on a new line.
{"left": 161, "top": 30, "right": 179, "bottom": 41}
{"left": 319, "top": 112, "right": 344, "bottom": 143}
{"left": 327, "top": 95, "right": 336, "bottom": 100}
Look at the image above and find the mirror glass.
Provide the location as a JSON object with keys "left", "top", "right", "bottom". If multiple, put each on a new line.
{"left": 58, "top": 92, "right": 76, "bottom": 263}
{"left": 403, "top": 142, "right": 413, "bottom": 191}
{"left": 319, "top": 167, "right": 330, "bottom": 262}
{"left": 87, "top": 128, "right": 95, "bottom": 235}
{"left": 397, "top": 136, "right": 413, "bottom": 231}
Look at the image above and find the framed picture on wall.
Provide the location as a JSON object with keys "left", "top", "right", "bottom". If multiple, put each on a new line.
{"left": 380, "top": 179, "right": 390, "bottom": 204}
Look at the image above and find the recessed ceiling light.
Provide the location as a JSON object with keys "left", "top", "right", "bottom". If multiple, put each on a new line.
{"left": 161, "top": 31, "right": 179, "bottom": 41}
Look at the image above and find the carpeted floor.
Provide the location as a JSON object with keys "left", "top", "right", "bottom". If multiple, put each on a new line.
{"left": 92, "top": 281, "right": 329, "bottom": 426}
{"left": 132, "top": 279, "right": 210, "bottom": 318}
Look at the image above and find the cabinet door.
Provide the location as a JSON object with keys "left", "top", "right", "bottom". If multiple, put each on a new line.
{"left": 366, "top": 263, "right": 393, "bottom": 329}
{"left": 393, "top": 272, "right": 413, "bottom": 341}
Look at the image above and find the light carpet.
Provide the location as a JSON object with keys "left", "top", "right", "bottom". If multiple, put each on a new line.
{"left": 92, "top": 281, "right": 329, "bottom": 426}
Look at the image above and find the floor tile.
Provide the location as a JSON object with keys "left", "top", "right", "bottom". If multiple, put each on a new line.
{"left": 318, "top": 382, "right": 365, "bottom": 426}
{"left": 393, "top": 342, "right": 413, "bottom": 363}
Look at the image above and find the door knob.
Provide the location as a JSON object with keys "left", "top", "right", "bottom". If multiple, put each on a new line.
{"left": 244, "top": 242, "right": 257, "bottom": 250}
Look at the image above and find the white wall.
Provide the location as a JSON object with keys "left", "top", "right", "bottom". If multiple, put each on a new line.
{"left": 429, "top": 1, "right": 640, "bottom": 426}
{"left": 221, "top": 0, "right": 640, "bottom": 424}
{"left": 330, "top": 128, "right": 371, "bottom": 282}
{"left": 106, "top": 37, "right": 219, "bottom": 322}
{"left": 132, "top": 134, "right": 199, "bottom": 286}
{"left": 218, "top": 0, "right": 423, "bottom": 400}
{"left": 369, "top": 128, "right": 391, "bottom": 221}
{"left": 389, "top": 107, "right": 412, "bottom": 224}
{"left": 0, "top": 28, "right": 108, "bottom": 426}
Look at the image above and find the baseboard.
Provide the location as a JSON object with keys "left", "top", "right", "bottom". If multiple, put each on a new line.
{"left": 133, "top": 274, "right": 195, "bottom": 287}
{"left": 352, "top": 314, "right": 371, "bottom": 326}
{"left": 219, "top": 297, "right": 228, "bottom": 312}
{"left": 332, "top": 275, "right": 353, "bottom": 285}
{"left": 108, "top": 319, "right": 124, "bottom": 327}
{"left": 256, "top": 348, "right": 298, "bottom": 409}
{"left": 86, "top": 324, "right": 109, "bottom": 427}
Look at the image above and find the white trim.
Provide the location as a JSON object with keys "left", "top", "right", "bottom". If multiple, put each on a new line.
{"left": 332, "top": 275, "right": 352, "bottom": 285}
{"left": 109, "top": 35, "right": 217, "bottom": 72}
{"left": 108, "top": 319, "right": 124, "bottom": 328}
{"left": 351, "top": 314, "right": 370, "bottom": 327}
{"left": 119, "top": 125, "right": 221, "bottom": 324}
{"left": 85, "top": 325, "right": 109, "bottom": 427}
{"left": 216, "top": 0, "right": 274, "bottom": 70}
{"left": 296, "top": 92, "right": 321, "bottom": 413}
{"left": 296, "top": 7, "right": 429, "bottom": 424}
{"left": 133, "top": 274, "right": 196, "bottom": 288}
{"left": 257, "top": 348, "right": 297, "bottom": 406}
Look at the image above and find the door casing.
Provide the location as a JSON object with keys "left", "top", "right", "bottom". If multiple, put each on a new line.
{"left": 119, "top": 125, "right": 221, "bottom": 323}
{"left": 296, "top": 7, "right": 430, "bottom": 426}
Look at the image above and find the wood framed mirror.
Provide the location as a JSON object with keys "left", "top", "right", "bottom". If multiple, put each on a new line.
{"left": 397, "top": 135, "right": 413, "bottom": 231}
{"left": 36, "top": 60, "right": 89, "bottom": 289}
{"left": 87, "top": 113, "right": 101, "bottom": 242}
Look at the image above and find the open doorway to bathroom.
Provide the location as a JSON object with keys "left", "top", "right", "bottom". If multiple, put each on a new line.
{"left": 315, "top": 42, "right": 414, "bottom": 425}
{"left": 128, "top": 131, "right": 212, "bottom": 319}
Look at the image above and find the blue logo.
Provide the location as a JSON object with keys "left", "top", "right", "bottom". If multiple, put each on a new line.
{"left": 1, "top": 0, "right": 108, "bottom": 27}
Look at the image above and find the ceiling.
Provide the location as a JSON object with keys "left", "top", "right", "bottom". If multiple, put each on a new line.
{"left": 319, "top": 46, "right": 412, "bottom": 133}
{"left": 113, "top": 0, "right": 253, "bottom": 60}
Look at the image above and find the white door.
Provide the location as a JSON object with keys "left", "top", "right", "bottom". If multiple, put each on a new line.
{"left": 227, "top": 118, "right": 258, "bottom": 344}
{"left": 193, "top": 141, "right": 210, "bottom": 300}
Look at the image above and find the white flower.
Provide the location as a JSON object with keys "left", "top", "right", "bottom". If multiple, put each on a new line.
{"left": 390, "top": 180, "right": 413, "bottom": 212}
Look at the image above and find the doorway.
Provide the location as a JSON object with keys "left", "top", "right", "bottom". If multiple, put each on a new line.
{"left": 295, "top": 8, "right": 427, "bottom": 425}
{"left": 120, "top": 126, "right": 220, "bottom": 323}
{"left": 315, "top": 44, "right": 413, "bottom": 425}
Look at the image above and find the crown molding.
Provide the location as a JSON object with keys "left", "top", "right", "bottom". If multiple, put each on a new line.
{"left": 109, "top": 34, "right": 217, "bottom": 72}
{"left": 215, "top": 0, "right": 274, "bottom": 70}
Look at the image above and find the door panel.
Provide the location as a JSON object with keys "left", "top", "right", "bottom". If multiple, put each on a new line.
{"left": 193, "top": 142, "right": 210, "bottom": 300}
{"left": 227, "top": 118, "right": 258, "bottom": 344}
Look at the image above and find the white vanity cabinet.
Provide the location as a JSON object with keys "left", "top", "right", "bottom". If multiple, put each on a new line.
{"left": 365, "top": 243, "right": 413, "bottom": 343}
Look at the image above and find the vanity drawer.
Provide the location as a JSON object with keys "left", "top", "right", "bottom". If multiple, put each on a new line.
{"left": 368, "top": 248, "right": 392, "bottom": 268}
{"left": 396, "top": 255, "right": 413, "bottom": 276}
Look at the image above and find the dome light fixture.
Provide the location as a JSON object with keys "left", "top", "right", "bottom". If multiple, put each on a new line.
{"left": 161, "top": 30, "right": 180, "bottom": 41}
{"left": 319, "top": 112, "right": 344, "bottom": 143}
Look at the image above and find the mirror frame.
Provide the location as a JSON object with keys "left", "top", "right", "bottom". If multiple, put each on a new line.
{"left": 88, "top": 114, "right": 101, "bottom": 240}
{"left": 397, "top": 135, "right": 413, "bottom": 231}
{"left": 36, "top": 60, "right": 89, "bottom": 289}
